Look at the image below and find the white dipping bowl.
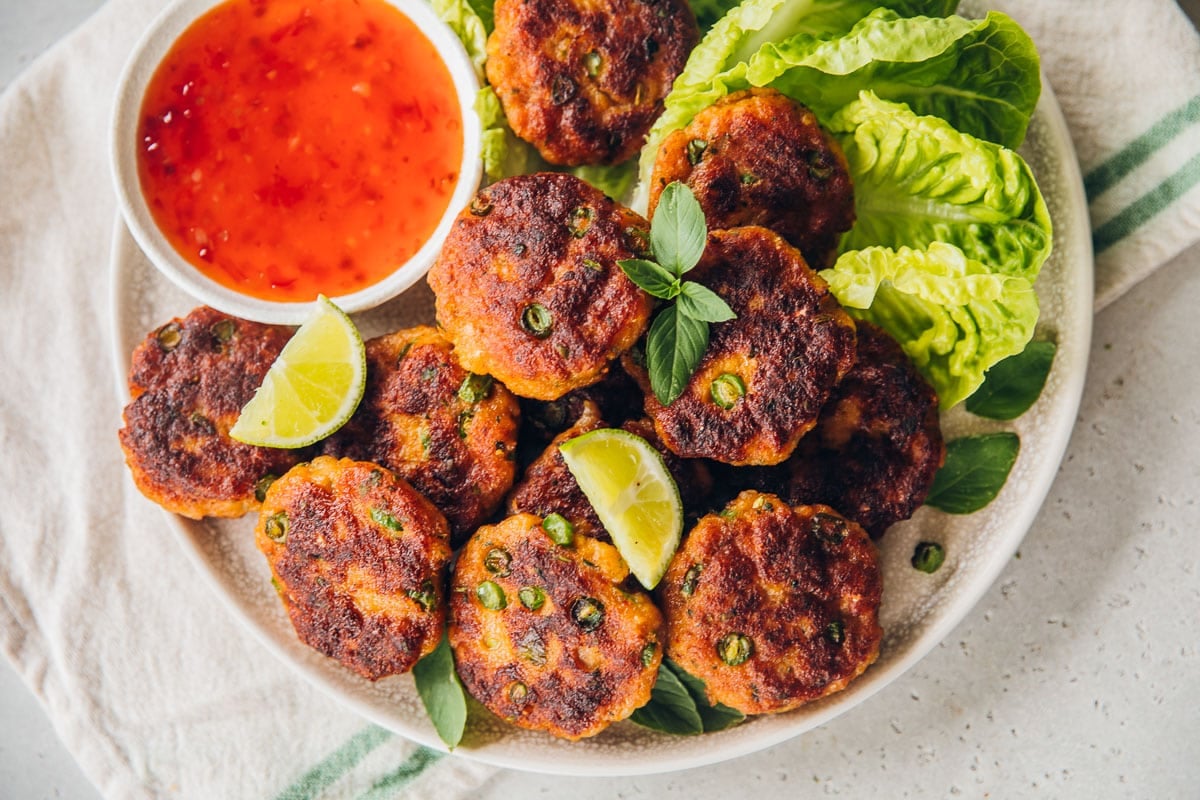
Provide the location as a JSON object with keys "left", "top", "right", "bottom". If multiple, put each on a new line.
{"left": 110, "top": 0, "right": 482, "bottom": 325}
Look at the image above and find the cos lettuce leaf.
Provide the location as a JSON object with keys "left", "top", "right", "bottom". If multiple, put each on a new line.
{"left": 831, "top": 91, "right": 1051, "bottom": 280}
{"left": 431, "top": 0, "right": 490, "bottom": 78}
{"left": 821, "top": 242, "right": 1039, "bottom": 408}
{"left": 750, "top": 9, "right": 1040, "bottom": 149}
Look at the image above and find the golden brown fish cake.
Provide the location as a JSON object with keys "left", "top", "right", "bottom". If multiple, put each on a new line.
{"left": 507, "top": 411, "right": 714, "bottom": 541}
{"left": 660, "top": 491, "right": 882, "bottom": 716}
{"left": 649, "top": 88, "right": 855, "bottom": 269}
{"left": 774, "top": 322, "right": 945, "bottom": 537}
{"left": 516, "top": 366, "right": 645, "bottom": 461}
{"left": 118, "top": 306, "right": 302, "bottom": 519}
{"left": 449, "top": 513, "right": 663, "bottom": 740}
{"left": 256, "top": 456, "right": 452, "bottom": 681}
{"left": 321, "top": 326, "right": 520, "bottom": 545}
{"left": 625, "top": 226, "right": 857, "bottom": 466}
{"left": 429, "top": 174, "right": 654, "bottom": 401}
{"left": 486, "top": 0, "right": 698, "bottom": 166}
{"left": 507, "top": 401, "right": 608, "bottom": 539}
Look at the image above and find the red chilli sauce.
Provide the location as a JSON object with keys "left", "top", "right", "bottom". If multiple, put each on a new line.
{"left": 137, "top": 0, "right": 463, "bottom": 302}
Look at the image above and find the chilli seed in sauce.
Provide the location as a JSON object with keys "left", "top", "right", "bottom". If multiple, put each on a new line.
{"left": 137, "top": 0, "right": 463, "bottom": 302}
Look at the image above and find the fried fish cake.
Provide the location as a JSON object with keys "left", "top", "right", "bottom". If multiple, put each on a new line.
{"left": 507, "top": 401, "right": 608, "bottom": 538}
{"left": 257, "top": 456, "right": 452, "bottom": 681}
{"left": 119, "top": 306, "right": 302, "bottom": 519}
{"left": 486, "top": 0, "right": 698, "bottom": 166}
{"left": 321, "top": 326, "right": 520, "bottom": 544}
{"left": 625, "top": 226, "right": 857, "bottom": 466}
{"left": 430, "top": 174, "right": 654, "bottom": 400}
{"left": 776, "top": 322, "right": 945, "bottom": 537}
{"left": 649, "top": 88, "right": 855, "bottom": 269}
{"left": 507, "top": 410, "right": 714, "bottom": 541}
{"left": 660, "top": 491, "right": 882, "bottom": 715}
{"left": 449, "top": 513, "right": 663, "bottom": 740}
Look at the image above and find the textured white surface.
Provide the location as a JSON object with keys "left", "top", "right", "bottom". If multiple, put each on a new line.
{"left": 4, "top": 1, "right": 1200, "bottom": 797}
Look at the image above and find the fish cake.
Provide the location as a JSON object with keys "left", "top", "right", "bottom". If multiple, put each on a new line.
{"left": 256, "top": 456, "right": 452, "bottom": 681}
{"left": 776, "top": 322, "right": 945, "bottom": 537}
{"left": 321, "top": 326, "right": 520, "bottom": 544}
{"left": 429, "top": 174, "right": 654, "bottom": 401}
{"left": 660, "top": 491, "right": 882, "bottom": 715}
{"left": 118, "top": 306, "right": 302, "bottom": 519}
{"left": 449, "top": 513, "right": 663, "bottom": 740}
{"left": 649, "top": 88, "right": 855, "bottom": 269}
{"left": 625, "top": 226, "right": 857, "bottom": 466}
{"left": 486, "top": 0, "right": 698, "bottom": 166}
{"left": 507, "top": 410, "right": 713, "bottom": 541}
{"left": 507, "top": 401, "right": 608, "bottom": 539}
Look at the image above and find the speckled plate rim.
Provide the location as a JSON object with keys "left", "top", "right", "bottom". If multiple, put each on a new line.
{"left": 109, "top": 75, "right": 1093, "bottom": 776}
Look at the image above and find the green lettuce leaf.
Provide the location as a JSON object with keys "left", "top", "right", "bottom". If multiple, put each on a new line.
{"left": 430, "top": 0, "right": 490, "bottom": 78}
{"left": 571, "top": 161, "right": 638, "bottom": 201}
{"left": 750, "top": 9, "right": 1040, "bottom": 149}
{"left": 820, "top": 242, "right": 1039, "bottom": 408}
{"left": 475, "top": 87, "right": 531, "bottom": 181}
{"left": 831, "top": 91, "right": 1051, "bottom": 280}
{"left": 633, "top": 0, "right": 961, "bottom": 210}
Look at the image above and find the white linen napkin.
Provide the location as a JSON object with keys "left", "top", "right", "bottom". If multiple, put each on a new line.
{"left": 0, "top": 0, "right": 1197, "bottom": 797}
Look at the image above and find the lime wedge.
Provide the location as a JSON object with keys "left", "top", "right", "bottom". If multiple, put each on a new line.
{"left": 559, "top": 428, "right": 683, "bottom": 589}
{"left": 230, "top": 295, "right": 366, "bottom": 449}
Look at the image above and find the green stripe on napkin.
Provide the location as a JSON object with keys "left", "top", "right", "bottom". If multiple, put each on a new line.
{"left": 275, "top": 725, "right": 392, "bottom": 800}
{"left": 1084, "top": 94, "right": 1200, "bottom": 198}
{"left": 1092, "top": 151, "right": 1200, "bottom": 254}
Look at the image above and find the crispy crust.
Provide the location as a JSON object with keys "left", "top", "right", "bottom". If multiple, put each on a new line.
{"left": 430, "top": 174, "right": 654, "bottom": 400}
{"left": 776, "top": 322, "right": 945, "bottom": 537}
{"left": 256, "top": 457, "right": 452, "bottom": 680}
{"left": 649, "top": 88, "right": 855, "bottom": 269}
{"left": 118, "top": 306, "right": 302, "bottom": 519}
{"left": 449, "top": 513, "right": 663, "bottom": 739}
{"left": 486, "top": 0, "right": 698, "bottom": 165}
{"left": 659, "top": 491, "right": 882, "bottom": 715}
{"left": 322, "top": 326, "right": 520, "bottom": 544}
{"left": 625, "top": 226, "right": 857, "bottom": 466}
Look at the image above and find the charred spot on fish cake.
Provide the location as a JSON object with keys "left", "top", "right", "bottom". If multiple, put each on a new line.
{"left": 486, "top": 0, "right": 698, "bottom": 165}
{"left": 256, "top": 456, "right": 452, "bottom": 681}
{"left": 660, "top": 492, "right": 882, "bottom": 715}
{"left": 776, "top": 322, "right": 944, "bottom": 537}
{"left": 119, "top": 306, "right": 302, "bottom": 519}
{"left": 430, "top": 174, "right": 654, "bottom": 401}
{"left": 321, "top": 326, "right": 520, "bottom": 545}
{"left": 625, "top": 226, "right": 857, "bottom": 466}
{"left": 649, "top": 88, "right": 855, "bottom": 269}
{"left": 449, "top": 513, "right": 662, "bottom": 740}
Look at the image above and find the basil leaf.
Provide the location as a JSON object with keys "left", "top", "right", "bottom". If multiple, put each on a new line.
{"left": 677, "top": 281, "right": 737, "bottom": 323}
{"left": 965, "top": 340, "right": 1056, "bottom": 420}
{"left": 619, "top": 258, "right": 681, "bottom": 300}
{"left": 630, "top": 661, "right": 704, "bottom": 735}
{"left": 650, "top": 181, "right": 708, "bottom": 277}
{"left": 926, "top": 432, "right": 1020, "bottom": 514}
{"left": 647, "top": 305, "right": 709, "bottom": 406}
{"left": 668, "top": 661, "right": 745, "bottom": 732}
{"left": 412, "top": 633, "right": 467, "bottom": 749}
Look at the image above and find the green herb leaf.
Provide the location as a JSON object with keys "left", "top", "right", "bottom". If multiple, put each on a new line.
{"left": 412, "top": 633, "right": 468, "bottom": 749}
{"left": 965, "top": 340, "right": 1056, "bottom": 420}
{"left": 619, "top": 258, "right": 682, "bottom": 299}
{"left": 647, "top": 304, "right": 710, "bottom": 406}
{"left": 630, "top": 661, "right": 704, "bottom": 735}
{"left": 669, "top": 661, "right": 745, "bottom": 732}
{"left": 677, "top": 281, "right": 737, "bottom": 323}
{"left": 650, "top": 181, "right": 708, "bottom": 277}
{"left": 926, "top": 432, "right": 1020, "bottom": 514}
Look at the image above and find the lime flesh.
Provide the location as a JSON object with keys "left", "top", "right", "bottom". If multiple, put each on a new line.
{"left": 559, "top": 428, "right": 684, "bottom": 589}
{"left": 229, "top": 295, "right": 366, "bottom": 449}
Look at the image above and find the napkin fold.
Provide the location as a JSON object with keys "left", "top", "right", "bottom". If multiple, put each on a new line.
{"left": 0, "top": 0, "right": 1197, "bottom": 797}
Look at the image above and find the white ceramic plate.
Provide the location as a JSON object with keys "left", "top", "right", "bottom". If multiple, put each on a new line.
{"left": 109, "top": 76, "right": 1093, "bottom": 774}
